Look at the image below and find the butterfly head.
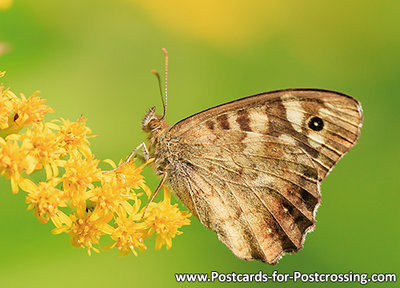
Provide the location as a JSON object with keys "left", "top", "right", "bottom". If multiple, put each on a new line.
{"left": 142, "top": 106, "right": 168, "bottom": 134}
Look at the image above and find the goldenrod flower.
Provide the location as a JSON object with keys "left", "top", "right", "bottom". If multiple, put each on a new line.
{"left": 87, "top": 184, "right": 135, "bottom": 216}
{"left": 0, "top": 72, "right": 191, "bottom": 257}
{"left": 55, "top": 208, "right": 114, "bottom": 256}
{"left": 5, "top": 91, "right": 54, "bottom": 135}
{"left": 16, "top": 122, "right": 65, "bottom": 179}
{"left": 0, "top": 80, "right": 13, "bottom": 129}
{"left": 87, "top": 159, "right": 153, "bottom": 219}
{"left": 103, "top": 158, "right": 152, "bottom": 197}
{"left": 56, "top": 117, "right": 93, "bottom": 158}
{"left": 20, "top": 178, "right": 70, "bottom": 227}
{"left": 0, "top": 137, "right": 36, "bottom": 193}
{"left": 145, "top": 186, "right": 191, "bottom": 250}
{"left": 103, "top": 201, "right": 148, "bottom": 256}
{"left": 62, "top": 150, "right": 102, "bottom": 208}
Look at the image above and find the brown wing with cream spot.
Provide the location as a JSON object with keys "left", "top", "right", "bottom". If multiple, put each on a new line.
{"left": 167, "top": 130, "right": 320, "bottom": 264}
{"left": 170, "top": 89, "right": 363, "bottom": 180}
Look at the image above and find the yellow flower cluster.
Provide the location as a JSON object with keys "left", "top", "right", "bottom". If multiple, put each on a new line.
{"left": 0, "top": 72, "right": 191, "bottom": 256}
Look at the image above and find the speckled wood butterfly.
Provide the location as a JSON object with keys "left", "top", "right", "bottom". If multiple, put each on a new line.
{"left": 123, "top": 49, "right": 363, "bottom": 264}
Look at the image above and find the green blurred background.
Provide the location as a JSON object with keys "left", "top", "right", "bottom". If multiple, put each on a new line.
{"left": 0, "top": 0, "right": 399, "bottom": 287}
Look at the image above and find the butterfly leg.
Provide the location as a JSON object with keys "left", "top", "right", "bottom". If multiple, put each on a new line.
{"left": 103, "top": 142, "right": 149, "bottom": 173}
{"left": 140, "top": 172, "right": 168, "bottom": 219}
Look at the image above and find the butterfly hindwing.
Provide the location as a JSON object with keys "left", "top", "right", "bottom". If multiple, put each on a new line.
{"left": 167, "top": 129, "right": 320, "bottom": 263}
{"left": 157, "top": 89, "right": 362, "bottom": 263}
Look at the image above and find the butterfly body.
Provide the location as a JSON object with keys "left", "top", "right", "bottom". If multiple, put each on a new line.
{"left": 142, "top": 88, "right": 363, "bottom": 264}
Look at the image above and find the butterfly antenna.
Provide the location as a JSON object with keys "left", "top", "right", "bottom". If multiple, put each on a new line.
{"left": 162, "top": 48, "right": 168, "bottom": 119}
{"left": 151, "top": 48, "right": 168, "bottom": 119}
{"left": 151, "top": 69, "right": 164, "bottom": 113}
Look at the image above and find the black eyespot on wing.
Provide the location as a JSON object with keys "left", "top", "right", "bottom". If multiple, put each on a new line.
{"left": 308, "top": 117, "right": 324, "bottom": 131}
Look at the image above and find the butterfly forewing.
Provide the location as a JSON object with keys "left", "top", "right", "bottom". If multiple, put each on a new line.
{"left": 153, "top": 88, "right": 362, "bottom": 263}
{"left": 170, "top": 89, "right": 363, "bottom": 180}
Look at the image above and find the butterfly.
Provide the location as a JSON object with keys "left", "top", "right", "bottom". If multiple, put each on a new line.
{"left": 124, "top": 49, "right": 363, "bottom": 264}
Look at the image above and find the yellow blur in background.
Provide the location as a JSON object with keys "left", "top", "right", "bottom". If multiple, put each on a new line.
{"left": 132, "top": 0, "right": 286, "bottom": 48}
{"left": 0, "top": 0, "right": 12, "bottom": 11}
